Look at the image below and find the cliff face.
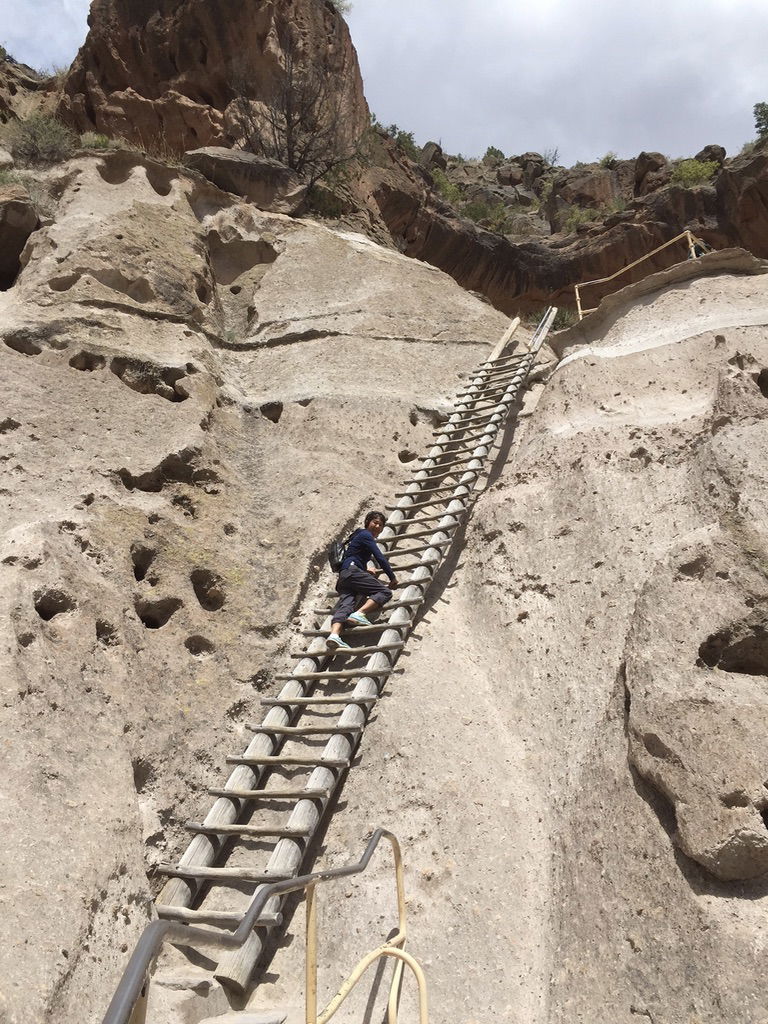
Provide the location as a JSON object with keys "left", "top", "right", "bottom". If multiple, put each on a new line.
{"left": 58, "top": 0, "right": 368, "bottom": 154}
{"left": 0, "top": 150, "right": 511, "bottom": 1024}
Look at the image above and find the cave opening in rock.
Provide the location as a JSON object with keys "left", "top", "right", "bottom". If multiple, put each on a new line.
{"left": 34, "top": 589, "right": 76, "bottom": 621}
{"left": 190, "top": 569, "right": 225, "bottom": 611}
{"left": 135, "top": 596, "right": 182, "bottom": 629}
{"left": 698, "top": 623, "right": 768, "bottom": 676}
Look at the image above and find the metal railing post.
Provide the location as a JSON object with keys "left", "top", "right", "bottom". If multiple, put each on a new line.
{"left": 306, "top": 882, "right": 319, "bottom": 1024}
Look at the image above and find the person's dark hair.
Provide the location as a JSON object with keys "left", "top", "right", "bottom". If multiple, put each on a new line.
{"left": 364, "top": 510, "right": 385, "bottom": 529}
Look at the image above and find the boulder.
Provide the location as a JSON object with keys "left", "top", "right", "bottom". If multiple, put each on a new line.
{"left": 497, "top": 163, "right": 524, "bottom": 187}
{"left": 0, "top": 146, "right": 13, "bottom": 170}
{"left": 695, "top": 143, "right": 727, "bottom": 166}
{"left": 182, "top": 148, "right": 307, "bottom": 214}
{"left": 634, "top": 150, "right": 668, "bottom": 195}
{"left": 0, "top": 185, "right": 38, "bottom": 288}
{"left": 419, "top": 141, "right": 447, "bottom": 171}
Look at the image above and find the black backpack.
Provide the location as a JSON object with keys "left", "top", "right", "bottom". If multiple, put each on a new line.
{"left": 328, "top": 531, "right": 356, "bottom": 573}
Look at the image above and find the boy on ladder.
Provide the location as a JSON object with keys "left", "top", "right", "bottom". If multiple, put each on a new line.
{"left": 327, "top": 511, "right": 398, "bottom": 651}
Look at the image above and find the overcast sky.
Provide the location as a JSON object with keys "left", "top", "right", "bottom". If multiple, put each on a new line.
{"left": 1, "top": 0, "right": 765, "bottom": 165}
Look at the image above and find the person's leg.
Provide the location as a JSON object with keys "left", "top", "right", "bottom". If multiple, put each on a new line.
{"left": 343, "top": 569, "right": 392, "bottom": 623}
{"left": 329, "top": 570, "right": 359, "bottom": 638}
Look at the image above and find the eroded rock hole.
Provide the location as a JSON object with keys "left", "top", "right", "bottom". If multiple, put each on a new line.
{"left": 398, "top": 449, "right": 418, "bottom": 463}
{"left": 131, "top": 544, "right": 156, "bottom": 582}
{"left": 110, "top": 357, "right": 189, "bottom": 402}
{"left": 185, "top": 635, "right": 215, "bottom": 656}
{"left": 69, "top": 350, "right": 106, "bottom": 372}
{"left": 48, "top": 273, "right": 81, "bottom": 293}
{"left": 96, "top": 620, "right": 120, "bottom": 646}
{"left": 208, "top": 232, "right": 278, "bottom": 287}
{"left": 5, "top": 334, "right": 42, "bottom": 356}
{"left": 132, "top": 757, "right": 155, "bottom": 793}
{"left": 755, "top": 369, "right": 768, "bottom": 400}
{"left": 699, "top": 622, "right": 768, "bottom": 675}
{"left": 34, "top": 588, "right": 76, "bottom": 621}
{"left": 260, "top": 401, "right": 283, "bottom": 424}
{"left": 190, "top": 569, "right": 225, "bottom": 611}
{"left": 0, "top": 418, "right": 21, "bottom": 433}
{"left": 93, "top": 269, "right": 155, "bottom": 304}
{"left": 134, "top": 596, "right": 182, "bottom": 629}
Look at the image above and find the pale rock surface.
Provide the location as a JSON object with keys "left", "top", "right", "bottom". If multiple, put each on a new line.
{"left": 0, "top": 151, "right": 510, "bottom": 1024}
{"left": 247, "top": 262, "right": 768, "bottom": 1024}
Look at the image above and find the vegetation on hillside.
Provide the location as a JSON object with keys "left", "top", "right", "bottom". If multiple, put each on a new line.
{"left": 670, "top": 158, "right": 718, "bottom": 187}
{"left": 8, "top": 115, "right": 78, "bottom": 165}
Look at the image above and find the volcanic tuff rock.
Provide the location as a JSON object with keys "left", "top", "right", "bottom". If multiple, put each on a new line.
{"left": 0, "top": 148, "right": 513, "bottom": 1024}
{"left": 59, "top": 0, "right": 368, "bottom": 155}
{"left": 243, "top": 258, "right": 768, "bottom": 1024}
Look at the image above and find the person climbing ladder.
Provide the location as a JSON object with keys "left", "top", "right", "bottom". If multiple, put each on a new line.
{"left": 327, "top": 511, "right": 398, "bottom": 651}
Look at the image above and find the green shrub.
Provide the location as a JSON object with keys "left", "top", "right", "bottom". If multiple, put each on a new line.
{"left": 0, "top": 168, "right": 14, "bottom": 185}
{"left": 482, "top": 145, "right": 505, "bottom": 164}
{"left": 328, "top": 0, "right": 351, "bottom": 12}
{"left": 0, "top": 42, "right": 14, "bottom": 63}
{"left": 542, "top": 146, "right": 559, "bottom": 167}
{"left": 552, "top": 308, "right": 578, "bottom": 330}
{"left": 385, "top": 123, "right": 420, "bottom": 161}
{"left": 599, "top": 151, "right": 618, "bottom": 169}
{"left": 9, "top": 115, "right": 77, "bottom": 165}
{"left": 563, "top": 206, "right": 599, "bottom": 233}
{"left": 431, "top": 168, "right": 461, "bottom": 205}
{"left": 80, "top": 132, "right": 114, "bottom": 150}
{"left": 670, "top": 158, "right": 718, "bottom": 187}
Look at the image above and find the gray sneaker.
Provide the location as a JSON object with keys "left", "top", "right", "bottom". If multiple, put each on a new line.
{"left": 346, "top": 611, "right": 372, "bottom": 627}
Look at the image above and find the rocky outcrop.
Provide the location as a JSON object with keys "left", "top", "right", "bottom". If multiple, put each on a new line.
{"left": 182, "top": 147, "right": 307, "bottom": 214}
{"left": 0, "top": 60, "right": 48, "bottom": 123}
{"left": 58, "top": 0, "right": 368, "bottom": 156}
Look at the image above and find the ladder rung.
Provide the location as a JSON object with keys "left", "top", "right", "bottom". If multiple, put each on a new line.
{"left": 302, "top": 622, "right": 410, "bottom": 637}
{"left": 226, "top": 755, "right": 349, "bottom": 767}
{"left": 452, "top": 401, "right": 505, "bottom": 417}
{"left": 289, "top": 641, "right": 404, "bottom": 657}
{"left": 385, "top": 494, "right": 471, "bottom": 511}
{"left": 409, "top": 460, "right": 478, "bottom": 475}
{"left": 185, "top": 821, "right": 312, "bottom": 838}
{"left": 384, "top": 539, "right": 450, "bottom": 555}
{"left": 433, "top": 422, "right": 498, "bottom": 438}
{"left": 249, "top": 724, "right": 363, "bottom": 736}
{"left": 261, "top": 696, "right": 378, "bottom": 707}
{"left": 209, "top": 787, "right": 330, "bottom": 800}
{"left": 157, "top": 864, "right": 293, "bottom": 883}
{"left": 156, "top": 904, "right": 282, "bottom": 928}
{"left": 274, "top": 668, "right": 402, "bottom": 680}
{"left": 314, "top": 597, "right": 421, "bottom": 614}
{"left": 455, "top": 384, "right": 512, "bottom": 401}
{"left": 393, "top": 483, "right": 459, "bottom": 498}
{"left": 387, "top": 526, "right": 457, "bottom": 541}
{"left": 389, "top": 510, "right": 466, "bottom": 527}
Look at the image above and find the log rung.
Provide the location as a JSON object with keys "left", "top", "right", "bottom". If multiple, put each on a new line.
{"left": 393, "top": 483, "right": 461, "bottom": 497}
{"left": 185, "top": 821, "right": 312, "bottom": 838}
{"left": 274, "top": 668, "right": 402, "bottom": 680}
{"left": 302, "top": 622, "right": 410, "bottom": 637}
{"left": 156, "top": 904, "right": 282, "bottom": 928}
{"left": 314, "top": 598, "right": 421, "bottom": 614}
{"left": 261, "top": 697, "right": 377, "bottom": 707}
{"left": 209, "top": 787, "right": 330, "bottom": 800}
{"left": 226, "top": 755, "right": 349, "bottom": 767}
{"left": 385, "top": 495, "right": 470, "bottom": 511}
{"left": 249, "top": 724, "right": 363, "bottom": 736}
{"left": 289, "top": 641, "right": 404, "bottom": 658}
{"left": 386, "top": 525, "right": 457, "bottom": 541}
{"left": 384, "top": 539, "right": 450, "bottom": 554}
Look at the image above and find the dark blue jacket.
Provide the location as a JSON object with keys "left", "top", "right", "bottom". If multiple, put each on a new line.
{"left": 341, "top": 529, "right": 396, "bottom": 580}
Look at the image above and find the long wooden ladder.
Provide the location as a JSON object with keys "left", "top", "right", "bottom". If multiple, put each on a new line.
{"left": 137, "top": 309, "right": 556, "bottom": 1008}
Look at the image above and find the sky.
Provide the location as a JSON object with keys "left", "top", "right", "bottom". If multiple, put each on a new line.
{"left": 1, "top": 0, "right": 765, "bottom": 165}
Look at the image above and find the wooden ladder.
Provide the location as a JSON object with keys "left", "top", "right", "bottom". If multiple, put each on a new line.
{"left": 149, "top": 310, "right": 556, "bottom": 997}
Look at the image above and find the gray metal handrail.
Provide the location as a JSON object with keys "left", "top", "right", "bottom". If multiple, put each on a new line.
{"left": 103, "top": 827, "right": 400, "bottom": 1024}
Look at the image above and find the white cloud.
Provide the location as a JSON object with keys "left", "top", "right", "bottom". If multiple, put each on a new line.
{"left": 2, "top": 0, "right": 765, "bottom": 165}
{"left": 348, "top": 0, "right": 768, "bottom": 163}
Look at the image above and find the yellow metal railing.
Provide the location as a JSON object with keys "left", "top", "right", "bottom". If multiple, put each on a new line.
{"left": 305, "top": 831, "right": 428, "bottom": 1024}
{"left": 574, "top": 229, "right": 706, "bottom": 320}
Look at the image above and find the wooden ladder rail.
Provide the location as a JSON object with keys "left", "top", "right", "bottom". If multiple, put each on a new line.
{"left": 135, "top": 308, "right": 556, "bottom": 1000}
